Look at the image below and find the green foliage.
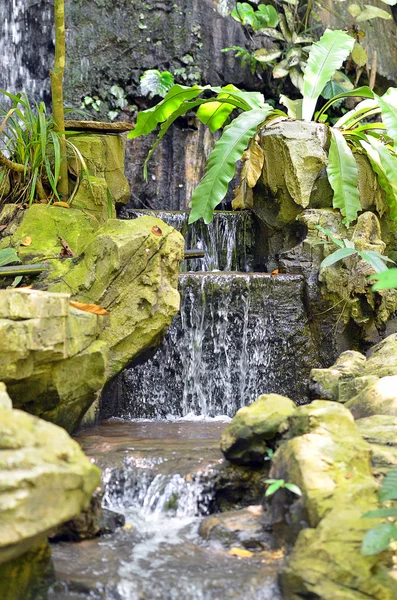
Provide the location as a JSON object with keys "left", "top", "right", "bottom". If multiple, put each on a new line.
{"left": 361, "top": 467, "right": 397, "bottom": 556}
{"left": 302, "top": 29, "right": 355, "bottom": 122}
{"left": 265, "top": 479, "right": 302, "bottom": 497}
{"left": 370, "top": 268, "right": 397, "bottom": 291}
{"left": 327, "top": 129, "right": 361, "bottom": 227}
{"left": 0, "top": 91, "right": 62, "bottom": 204}
{"left": 140, "top": 70, "right": 175, "bottom": 99}
{"left": 189, "top": 108, "right": 273, "bottom": 223}
{"left": 0, "top": 248, "right": 20, "bottom": 268}
{"left": 221, "top": 47, "right": 258, "bottom": 75}
{"left": 317, "top": 226, "right": 394, "bottom": 273}
{"left": 231, "top": 3, "right": 279, "bottom": 30}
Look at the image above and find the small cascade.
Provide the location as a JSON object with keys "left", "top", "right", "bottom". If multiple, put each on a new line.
{"left": 119, "top": 208, "right": 256, "bottom": 272}
{"left": 0, "top": 1, "right": 52, "bottom": 100}
{"left": 101, "top": 272, "right": 315, "bottom": 420}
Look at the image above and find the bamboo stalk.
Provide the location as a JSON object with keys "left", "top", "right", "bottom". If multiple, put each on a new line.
{"left": 50, "top": 0, "right": 68, "bottom": 199}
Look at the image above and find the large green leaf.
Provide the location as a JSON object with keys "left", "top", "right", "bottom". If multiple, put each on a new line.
{"left": 302, "top": 29, "right": 355, "bottom": 121}
{"left": 363, "top": 508, "right": 397, "bottom": 518}
{"left": 210, "top": 87, "right": 266, "bottom": 110}
{"left": 188, "top": 108, "right": 272, "bottom": 224}
{"left": 377, "top": 95, "right": 397, "bottom": 144}
{"left": 370, "top": 268, "right": 397, "bottom": 291}
{"left": 197, "top": 86, "right": 239, "bottom": 133}
{"left": 365, "top": 137, "right": 397, "bottom": 221}
{"left": 361, "top": 522, "right": 397, "bottom": 556}
{"left": 128, "top": 84, "right": 205, "bottom": 138}
{"left": 320, "top": 247, "right": 357, "bottom": 270}
{"left": 327, "top": 129, "right": 361, "bottom": 226}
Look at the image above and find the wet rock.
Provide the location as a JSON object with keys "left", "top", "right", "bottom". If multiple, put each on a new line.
{"left": 357, "top": 415, "right": 397, "bottom": 476}
{"left": 269, "top": 401, "right": 377, "bottom": 528}
{"left": 0, "top": 387, "right": 101, "bottom": 566}
{"left": 0, "top": 382, "right": 12, "bottom": 410}
{"left": 346, "top": 376, "right": 397, "bottom": 419}
{"left": 199, "top": 505, "right": 273, "bottom": 551}
{"left": 281, "top": 506, "right": 397, "bottom": 600}
{"left": 220, "top": 394, "right": 296, "bottom": 466}
{"left": 51, "top": 491, "right": 125, "bottom": 542}
{"left": 310, "top": 350, "right": 367, "bottom": 401}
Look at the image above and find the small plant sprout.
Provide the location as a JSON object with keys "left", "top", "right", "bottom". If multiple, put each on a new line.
{"left": 265, "top": 479, "right": 302, "bottom": 497}
{"left": 361, "top": 467, "right": 397, "bottom": 556}
{"left": 315, "top": 226, "right": 395, "bottom": 274}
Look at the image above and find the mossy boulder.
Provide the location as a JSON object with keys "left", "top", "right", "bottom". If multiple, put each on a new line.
{"left": 281, "top": 506, "right": 397, "bottom": 600}
{"left": 0, "top": 542, "right": 54, "bottom": 600}
{"left": 357, "top": 415, "right": 397, "bottom": 476}
{"left": 346, "top": 376, "right": 397, "bottom": 420}
{"left": 69, "top": 133, "right": 130, "bottom": 207}
{"left": 220, "top": 394, "right": 296, "bottom": 465}
{"left": 365, "top": 334, "right": 397, "bottom": 378}
{"left": 0, "top": 288, "right": 108, "bottom": 432}
{"left": 0, "top": 387, "right": 101, "bottom": 566}
{"left": 310, "top": 350, "right": 367, "bottom": 401}
{"left": 48, "top": 216, "right": 184, "bottom": 376}
{"left": 269, "top": 401, "right": 377, "bottom": 528}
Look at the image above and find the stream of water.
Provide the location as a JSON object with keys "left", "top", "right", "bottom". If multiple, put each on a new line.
{"left": 49, "top": 421, "right": 283, "bottom": 600}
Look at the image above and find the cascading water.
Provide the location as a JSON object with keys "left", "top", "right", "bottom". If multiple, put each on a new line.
{"left": 0, "top": 0, "right": 52, "bottom": 101}
{"left": 101, "top": 272, "right": 317, "bottom": 420}
{"left": 49, "top": 421, "right": 283, "bottom": 600}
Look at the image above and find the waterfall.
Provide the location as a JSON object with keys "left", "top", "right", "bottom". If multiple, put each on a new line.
{"left": 101, "top": 272, "right": 316, "bottom": 420}
{"left": 0, "top": 0, "right": 52, "bottom": 101}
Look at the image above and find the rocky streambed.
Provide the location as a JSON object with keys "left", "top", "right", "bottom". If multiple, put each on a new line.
{"left": 48, "top": 420, "right": 283, "bottom": 600}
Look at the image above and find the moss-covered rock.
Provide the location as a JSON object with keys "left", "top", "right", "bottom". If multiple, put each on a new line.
{"left": 0, "top": 542, "right": 54, "bottom": 600}
{"left": 69, "top": 133, "right": 130, "bottom": 207}
{"left": 366, "top": 334, "right": 397, "bottom": 378}
{"left": 357, "top": 415, "right": 397, "bottom": 476}
{"left": 48, "top": 216, "right": 184, "bottom": 376}
{"left": 220, "top": 394, "right": 296, "bottom": 465}
{"left": 0, "top": 389, "right": 101, "bottom": 566}
{"left": 310, "top": 350, "right": 367, "bottom": 401}
{"left": 269, "top": 401, "right": 377, "bottom": 528}
{"left": 280, "top": 506, "right": 397, "bottom": 600}
{"left": 346, "top": 376, "right": 397, "bottom": 419}
{"left": 0, "top": 289, "right": 107, "bottom": 431}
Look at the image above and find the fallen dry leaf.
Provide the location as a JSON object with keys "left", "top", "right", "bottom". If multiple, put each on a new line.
{"left": 271, "top": 269, "right": 279, "bottom": 276}
{"left": 53, "top": 201, "right": 71, "bottom": 209}
{"left": 60, "top": 238, "right": 75, "bottom": 258}
{"left": 152, "top": 225, "right": 163, "bottom": 236}
{"left": 69, "top": 301, "right": 109, "bottom": 316}
{"left": 21, "top": 236, "right": 32, "bottom": 246}
{"left": 0, "top": 225, "right": 7, "bottom": 232}
{"left": 228, "top": 547, "right": 254, "bottom": 558}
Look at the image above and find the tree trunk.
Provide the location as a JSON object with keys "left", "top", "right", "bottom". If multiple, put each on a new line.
{"left": 50, "top": 0, "right": 68, "bottom": 199}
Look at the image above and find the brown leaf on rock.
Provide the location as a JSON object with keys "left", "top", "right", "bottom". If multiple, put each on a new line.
{"left": 152, "top": 225, "right": 163, "bottom": 236}
{"left": 232, "top": 180, "right": 253, "bottom": 211}
{"left": 53, "top": 201, "right": 71, "bottom": 208}
{"left": 69, "top": 301, "right": 109, "bottom": 316}
{"left": 242, "top": 139, "right": 265, "bottom": 189}
{"left": 0, "top": 225, "right": 7, "bottom": 232}
{"left": 21, "top": 236, "right": 32, "bottom": 246}
{"left": 60, "top": 238, "right": 75, "bottom": 258}
{"left": 271, "top": 269, "right": 279, "bottom": 276}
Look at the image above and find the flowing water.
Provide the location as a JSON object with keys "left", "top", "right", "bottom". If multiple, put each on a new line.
{"left": 49, "top": 421, "right": 283, "bottom": 600}
{"left": 0, "top": 0, "right": 52, "bottom": 101}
